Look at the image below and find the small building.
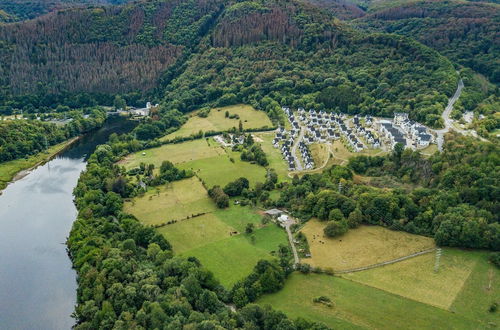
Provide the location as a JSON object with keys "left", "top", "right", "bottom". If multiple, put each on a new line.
{"left": 264, "top": 209, "right": 283, "bottom": 218}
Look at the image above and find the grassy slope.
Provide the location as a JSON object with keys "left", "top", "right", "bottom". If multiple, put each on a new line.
{"left": 258, "top": 273, "right": 479, "bottom": 329}
{"left": 123, "top": 177, "right": 216, "bottom": 225}
{"left": 185, "top": 224, "right": 288, "bottom": 287}
{"left": 0, "top": 137, "right": 77, "bottom": 191}
{"left": 253, "top": 132, "right": 290, "bottom": 182}
{"left": 161, "top": 104, "right": 273, "bottom": 141}
{"left": 301, "top": 220, "right": 435, "bottom": 270}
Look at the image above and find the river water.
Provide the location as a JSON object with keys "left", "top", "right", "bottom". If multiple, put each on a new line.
{"left": 0, "top": 117, "right": 135, "bottom": 329}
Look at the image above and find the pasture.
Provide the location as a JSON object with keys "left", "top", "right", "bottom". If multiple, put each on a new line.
{"left": 123, "top": 177, "right": 216, "bottom": 226}
{"left": 301, "top": 220, "right": 435, "bottom": 271}
{"left": 177, "top": 151, "right": 267, "bottom": 188}
{"left": 120, "top": 138, "right": 225, "bottom": 170}
{"left": 252, "top": 132, "right": 290, "bottom": 182}
{"left": 156, "top": 213, "right": 235, "bottom": 253}
{"left": 257, "top": 273, "right": 479, "bottom": 329}
{"left": 161, "top": 104, "right": 272, "bottom": 140}
{"left": 185, "top": 224, "right": 288, "bottom": 287}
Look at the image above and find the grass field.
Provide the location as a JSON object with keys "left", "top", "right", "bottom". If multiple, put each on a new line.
{"left": 343, "top": 248, "right": 478, "bottom": 309}
{"left": 123, "top": 177, "right": 216, "bottom": 225}
{"left": 185, "top": 224, "right": 288, "bottom": 287}
{"left": 257, "top": 273, "right": 480, "bottom": 329}
{"left": 310, "top": 143, "right": 330, "bottom": 168}
{"left": 301, "top": 220, "right": 435, "bottom": 271}
{"left": 0, "top": 138, "right": 77, "bottom": 191}
{"left": 330, "top": 140, "right": 386, "bottom": 165}
{"left": 178, "top": 151, "right": 267, "bottom": 188}
{"left": 161, "top": 104, "right": 273, "bottom": 141}
{"left": 120, "top": 138, "right": 226, "bottom": 170}
{"left": 252, "top": 132, "right": 290, "bottom": 182}
{"left": 156, "top": 213, "right": 235, "bottom": 253}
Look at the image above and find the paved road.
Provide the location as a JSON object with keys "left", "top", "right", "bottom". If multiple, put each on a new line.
{"left": 291, "top": 127, "right": 305, "bottom": 171}
{"left": 434, "top": 78, "right": 464, "bottom": 151}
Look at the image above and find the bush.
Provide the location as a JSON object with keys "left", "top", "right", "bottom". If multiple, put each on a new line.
{"left": 489, "top": 252, "right": 500, "bottom": 268}
{"left": 489, "top": 302, "right": 498, "bottom": 313}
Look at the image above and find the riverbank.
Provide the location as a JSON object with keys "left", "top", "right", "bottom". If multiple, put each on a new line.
{"left": 0, "top": 136, "right": 80, "bottom": 192}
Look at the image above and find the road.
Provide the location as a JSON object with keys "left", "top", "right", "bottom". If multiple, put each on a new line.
{"left": 284, "top": 222, "right": 300, "bottom": 266}
{"left": 290, "top": 127, "right": 305, "bottom": 171}
{"left": 434, "top": 79, "right": 463, "bottom": 151}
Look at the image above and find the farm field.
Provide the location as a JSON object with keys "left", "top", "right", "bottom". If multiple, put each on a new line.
{"left": 177, "top": 150, "right": 267, "bottom": 188}
{"left": 301, "top": 220, "right": 435, "bottom": 271}
{"left": 257, "top": 273, "right": 480, "bottom": 329}
{"left": 343, "top": 248, "right": 497, "bottom": 312}
{"left": 185, "top": 224, "right": 288, "bottom": 288}
{"left": 123, "top": 177, "right": 216, "bottom": 226}
{"left": 252, "top": 132, "right": 290, "bottom": 182}
{"left": 156, "top": 213, "right": 235, "bottom": 253}
{"left": 161, "top": 104, "right": 273, "bottom": 141}
{"left": 120, "top": 138, "right": 226, "bottom": 170}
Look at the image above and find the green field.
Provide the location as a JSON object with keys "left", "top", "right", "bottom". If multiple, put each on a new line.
{"left": 257, "top": 273, "right": 481, "bottom": 329}
{"left": 301, "top": 220, "right": 435, "bottom": 271}
{"left": 185, "top": 224, "right": 288, "bottom": 287}
{"left": 343, "top": 248, "right": 483, "bottom": 310}
{"left": 156, "top": 213, "right": 235, "bottom": 253}
{"left": 178, "top": 150, "right": 267, "bottom": 188}
{"left": 0, "top": 138, "right": 76, "bottom": 191}
{"left": 253, "top": 132, "right": 290, "bottom": 182}
{"left": 120, "top": 138, "right": 226, "bottom": 170}
{"left": 161, "top": 104, "right": 273, "bottom": 141}
{"left": 123, "top": 177, "right": 216, "bottom": 225}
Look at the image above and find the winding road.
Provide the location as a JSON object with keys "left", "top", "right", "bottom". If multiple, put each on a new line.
{"left": 434, "top": 78, "right": 464, "bottom": 152}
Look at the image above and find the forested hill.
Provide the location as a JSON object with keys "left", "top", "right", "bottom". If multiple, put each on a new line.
{"left": 355, "top": 0, "right": 500, "bottom": 84}
{"left": 0, "top": 0, "right": 459, "bottom": 128}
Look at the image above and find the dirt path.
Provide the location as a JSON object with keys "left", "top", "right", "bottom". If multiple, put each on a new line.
{"left": 334, "top": 248, "right": 436, "bottom": 274}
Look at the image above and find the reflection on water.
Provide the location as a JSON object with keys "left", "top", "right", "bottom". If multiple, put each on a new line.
{"left": 0, "top": 117, "right": 135, "bottom": 329}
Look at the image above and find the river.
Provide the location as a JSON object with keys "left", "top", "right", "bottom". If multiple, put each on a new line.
{"left": 0, "top": 117, "right": 136, "bottom": 329}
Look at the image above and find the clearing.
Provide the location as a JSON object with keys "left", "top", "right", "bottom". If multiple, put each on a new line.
{"left": 185, "top": 224, "right": 288, "bottom": 288}
{"left": 257, "top": 273, "right": 480, "bottom": 329}
{"left": 343, "top": 248, "right": 496, "bottom": 311}
{"left": 161, "top": 104, "right": 273, "bottom": 141}
{"left": 123, "top": 177, "right": 216, "bottom": 226}
{"left": 120, "top": 138, "right": 226, "bottom": 170}
{"left": 252, "top": 132, "right": 290, "bottom": 182}
{"left": 301, "top": 220, "right": 435, "bottom": 271}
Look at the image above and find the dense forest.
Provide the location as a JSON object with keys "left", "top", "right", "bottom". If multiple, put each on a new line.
{"left": 277, "top": 134, "right": 499, "bottom": 250}
{"left": 0, "top": 0, "right": 460, "bottom": 129}
{"left": 355, "top": 0, "right": 500, "bottom": 84}
{"left": 0, "top": 107, "right": 106, "bottom": 162}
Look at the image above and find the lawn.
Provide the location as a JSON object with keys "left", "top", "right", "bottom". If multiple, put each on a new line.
{"left": 0, "top": 137, "right": 77, "bottom": 191}
{"left": 343, "top": 248, "right": 478, "bottom": 310}
{"left": 120, "top": 138, "right": 225, "bottom": 170}
{"left": 301, "top": 220, "right": 435, "bottom": 271}
{"left": 185, "top": 224, "right": 288, "bottom": 288}
{"left": 330, "top": 140, "right": 386, "bottom": 165}
{"left": 257, "top": 273, "right": 479, "bottom": 329}
{"left": 214, "top": 204, "right": 263, "bottom": 232}
{"left": 178, "top": 151, "right": 267, "bottom": 188}
{"left": 123, "top": 177, "right": 216, "bottom": 226}
{"left": 252, "top": 132, "right": 290, "bottom": 182}
{"left": 156, "top": 213, "right": 235, "bottom": 254}
{"left": 161, "top": 104, "right": 273, "bottom": 141}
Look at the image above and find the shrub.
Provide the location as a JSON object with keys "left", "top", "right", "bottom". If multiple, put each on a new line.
{"left": 324, "top": 220, "right": 348, "bottom": 238}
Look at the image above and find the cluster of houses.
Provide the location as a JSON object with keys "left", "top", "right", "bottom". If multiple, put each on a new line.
{"left": 298, "top": 141, "right": 314, "bottom": 170}
{"left": 378, "top": 113, "right": 433, "bottom": 148}
{"left": 273, "top": 127, "right": 298, "bottom": 170}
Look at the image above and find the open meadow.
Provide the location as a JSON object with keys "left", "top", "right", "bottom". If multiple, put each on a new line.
{"left": 257, "top": 273, "right": 481, "bottom": 329}
{"left": 161, "top": 104, "right": 273, "bottom": 141}
{"left": 120, "top": 138, "right": 226, "bottom": 170}
{"left": 343, "top": 249, "right": 497, "bottom": 312}
{"left": 252, "top": 132, "right": 290, "bottom": 182}
{"left": 123, "top": 176, "right": 216, "bottom": 226}
{"left": 301, "top": 219, "right": 435, "bottom": 271}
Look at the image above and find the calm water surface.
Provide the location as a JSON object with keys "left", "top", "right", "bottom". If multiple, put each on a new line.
{"left": 0, "top": 117, "right": 135, "bottom": 329}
